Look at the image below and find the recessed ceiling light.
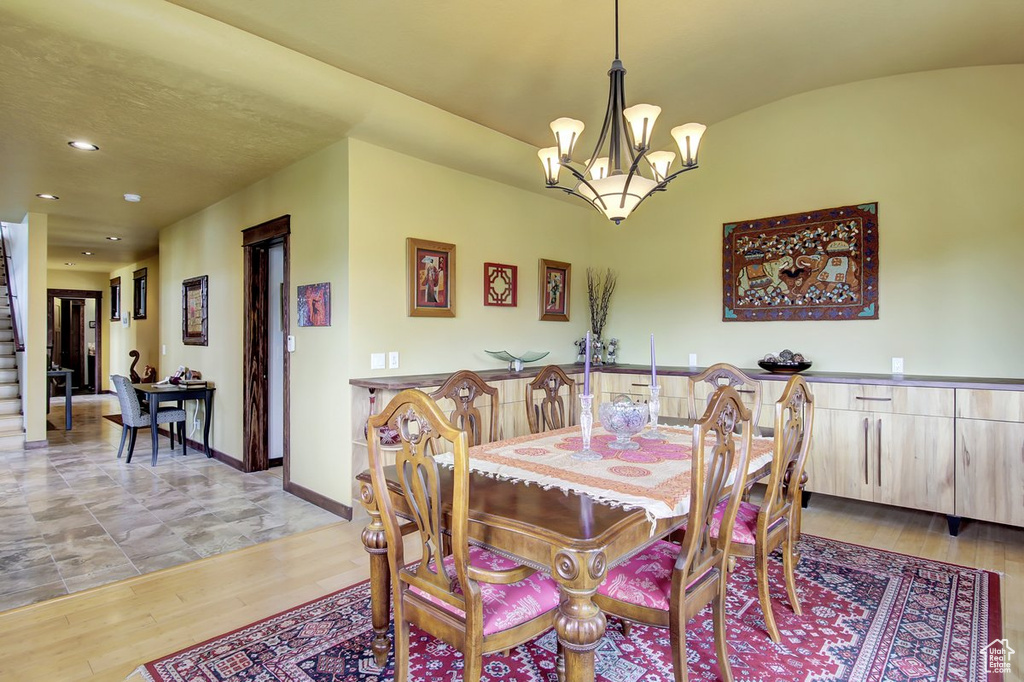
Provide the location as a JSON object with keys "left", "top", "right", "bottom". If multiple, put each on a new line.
{"left": 64, "top": 262, "right": 76, "bottom": 266}
{"left": 68, "top": 140, "right": 99, "bottom": 151}
{"left": 106, "top": 236, "right": 121, "bottom": 241}
{"left": 81, "top": 251, "right": 94, "bottom": 256}
{"left": 124, "top": 193, "right": 141, "bottom": 202}
{"left": 36, "top": 193, "right": 59, "bottom": 200}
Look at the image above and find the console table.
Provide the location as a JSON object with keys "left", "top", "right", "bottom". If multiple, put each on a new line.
{"left": 134, "top": 383, "right": 216, "bottom": 459}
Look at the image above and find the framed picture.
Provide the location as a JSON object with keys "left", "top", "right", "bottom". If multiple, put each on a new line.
{"left": 407, "top": 238, "right": 456, "bottom": 317}
{"left": 182, "top": 275, "right": 209, "bottom": 345}
{"left": 539, "top": 258, "right": 571, "bottom": 321}
{"left": 722, "top": 202, "right": 879, "bottom": 321}
{"left": 297, "top": 282, "right": 331, "bottom": 327}
{"left": 484, "top": 262, "right": 517, "bottom": 307}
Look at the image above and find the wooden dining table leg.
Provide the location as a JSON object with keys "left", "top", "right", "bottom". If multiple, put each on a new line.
{"left": 552, "top": 550, "right": 607, "bottom": 682}
{"left": 359, "top": 481, "right": 392, "bottom": 667}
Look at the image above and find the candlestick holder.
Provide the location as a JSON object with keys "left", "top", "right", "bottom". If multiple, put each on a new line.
{"left": 643, "top": 384, "right": 667, "bottom": 440}
{"left": 573, "top": 394, "right": 602, "bottom": 461}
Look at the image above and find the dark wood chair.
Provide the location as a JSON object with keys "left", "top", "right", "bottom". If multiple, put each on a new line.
{"left": 594, "top": 386, "right": 754, "bottom": 682}
{"left": 367, "top": 389, "right": 561, "bottom": 682}
{"left": 712, "top": 374, "right": 814, "bottom": 642}
{"left": 429, "top": 369, "right": 499, "bottom": 446}
{"left": 687, "top": 362, "right": 763, "bottom": 432}
{"left": 525, "top": 365, "right": 576, "bottom": 434}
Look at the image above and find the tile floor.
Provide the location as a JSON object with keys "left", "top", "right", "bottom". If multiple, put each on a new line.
{"left": 0, "top": 392, "right": 342, "bottom": 611}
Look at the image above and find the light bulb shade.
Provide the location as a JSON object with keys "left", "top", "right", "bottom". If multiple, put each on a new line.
{"left": 646, "top": 150, "right": 676, "bottom": 182}
{"left": 623, "top": 104, "right": 661, "bottom": 150}
{"left": 550, "top": 118, "right": 585, "bottom": 160}
{"left": 538, "top": 147, "right": 561, "bottom": 185}
{"left": 577, "top": 174, "right": 657, "bottom": 223}
{"left": 589, "top": 156, "right": 610, "bottom": 181}
{"left": 671, "top": 123, "right": 707, "bottom": 166}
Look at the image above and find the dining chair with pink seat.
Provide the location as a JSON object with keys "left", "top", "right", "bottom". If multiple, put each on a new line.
{"left": 710, "top": 373, "right": 814, "bottom": 643}
{"left": 367, "top": 388, "right": 562, "bottom": 682}
{"left": 593, "top": 385, "right": 754, "bottom": 682}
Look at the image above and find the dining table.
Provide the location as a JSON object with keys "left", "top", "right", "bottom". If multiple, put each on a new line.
{"left": 357, "top": 421, "right": 775, "bottom": 682}
{"left": 133, "top": 382, "right": 216, "bottom": 459}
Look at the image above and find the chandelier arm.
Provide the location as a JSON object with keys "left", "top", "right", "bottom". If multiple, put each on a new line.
{"left": 558, "top": 163, "right": 613, "bottom": 212}
{"left": 580, "top": 62, "right": 622, "bottom": 176}
{"left": 655, "top": 164, "right": 701, "bottom": 186}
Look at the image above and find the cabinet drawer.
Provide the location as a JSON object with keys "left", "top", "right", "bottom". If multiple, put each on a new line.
{"left": 808, "top": 382, "right": 953, "bottom": 417}
{"left": 956, "top": 389, "right": 1024, "bottom": 423}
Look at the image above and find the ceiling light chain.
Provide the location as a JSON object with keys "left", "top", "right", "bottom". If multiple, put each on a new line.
{"left": 538, "top": 0, "right": 706, "bottom": 224}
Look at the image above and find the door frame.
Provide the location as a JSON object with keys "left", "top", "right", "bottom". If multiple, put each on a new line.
{"left": 46, "top": 289, "right": 102, "bottom": 394}
{"left": 242, "top": 215, "right": 291, "bottom": 478}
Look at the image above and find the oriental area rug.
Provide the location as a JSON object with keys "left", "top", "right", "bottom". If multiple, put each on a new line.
{"left": 130, "top": 535, "right": 1003, "bottom": 682}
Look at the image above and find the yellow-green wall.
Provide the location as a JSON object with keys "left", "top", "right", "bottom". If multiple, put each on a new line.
{"left": 596, "top": 65, "right": 1024, "bottom": 378}
{"left": 105, "top": 257, "right": 161, "bottom": 386}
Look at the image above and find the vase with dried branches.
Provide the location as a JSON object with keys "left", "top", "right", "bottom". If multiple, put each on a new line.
{"left": 587, "top": 268, "right": 617, "bottom": 363}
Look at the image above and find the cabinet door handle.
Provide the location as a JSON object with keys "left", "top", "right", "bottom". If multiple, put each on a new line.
{"left": 877, "top": 419, "right": 883, "bottom": 487}
{"left": 855, "top": 396, "right": 892, "bottom": 402}
{"left": 863, "top": 417, "right": 870, "bottom": 485}
{"left": 736, "top": 388, "right": 756, "bottom": 394}
{"left": 631, "top": 383, "right": 650, "bottom": 388}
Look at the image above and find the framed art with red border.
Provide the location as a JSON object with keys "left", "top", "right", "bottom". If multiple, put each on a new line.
{"left": 407, "top": 238, "right": 456, "bottom": 318}
{"left": 484, "top": 262, "right": 517, "bottom": 307}
{"left": 538, "top": 258, "right": 571, "bottom": 322}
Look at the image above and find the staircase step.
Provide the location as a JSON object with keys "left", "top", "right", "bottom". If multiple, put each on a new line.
{"left": 0, "top": 368, "right": 16, "bottom": 383}
{"left": 0, "top": 342, "right": 14, "bottom": 355}
{"left": 0, "top": 432, "right": 24, "bottom": 452}
{"left": 0, "top": 357, "right": 14, "bottom": 369}
{"left": 0, "top": 398, "right": 20, "bottom": 414}
{"left": 0, "top": 384, "right": 19, "bottom": 399}
{"left": 0, "top": 414, "right": 21, "bottom": 431}
{"left": 0, "top": 330, "right": 12, "bottom": 342}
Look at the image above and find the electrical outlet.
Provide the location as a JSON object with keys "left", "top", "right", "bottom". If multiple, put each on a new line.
{"left": 688, "top": 353, "right": 698, "bottom": 367}
{"left": 370, "top": 352, "right": 385, "bottom": 370}
{"left": 388, "top": 351, "right": 400, "bottom": 369}
{"left": 892, "top": 357, "right": 904, "bottom": 374}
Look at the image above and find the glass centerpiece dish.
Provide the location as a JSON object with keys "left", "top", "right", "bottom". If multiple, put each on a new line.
{"left": 598, "top": 394, "right": 649, "bottom": 451}
{"left": 485, "top": 350, "right": 549, "bottom": 372}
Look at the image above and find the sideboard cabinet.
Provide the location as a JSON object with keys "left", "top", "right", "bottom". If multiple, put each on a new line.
{"left": 954, "top": 389, "right": 1024, "bottom": 527}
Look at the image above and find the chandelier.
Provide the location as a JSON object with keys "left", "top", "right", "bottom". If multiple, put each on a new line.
{"left": 538, "top": 0, "right": 706, "bottom": 224}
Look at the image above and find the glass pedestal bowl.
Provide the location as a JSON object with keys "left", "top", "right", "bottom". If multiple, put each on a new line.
{"left": 598, "top": 395, "right": 649, "bottom": 451}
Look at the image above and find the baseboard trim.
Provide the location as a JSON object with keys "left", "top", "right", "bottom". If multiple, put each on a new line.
{"left": 154, "top": 426, "right": 242, "bottom": 471}
{"left": 284, "top": 480, "right": 353, "bottom": 520}
{"left": 25, "top": 439, "right": 47, "bottom": 449}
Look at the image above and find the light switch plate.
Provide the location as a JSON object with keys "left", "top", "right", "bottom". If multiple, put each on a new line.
{"left": 370, "top": 352, "right": 385, "bottom": 370}
{"left": 388, "top": 351, "right": 400, "bottom": 369}
{"left": 287, "top": 335, "right": 295, "bottom": 353}
{"left": 688, "top": 353, "right": 698, "bottom": 367}
{"left": 892, "top": 357, "right": 904, "bottom": 374}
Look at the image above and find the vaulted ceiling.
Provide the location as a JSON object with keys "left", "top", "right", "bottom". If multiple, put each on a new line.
{"left": 2, "top": 0, "right": 1022, "bottom": 271}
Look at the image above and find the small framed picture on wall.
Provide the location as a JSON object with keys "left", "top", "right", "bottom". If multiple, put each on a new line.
{"left": 538, "top": 258, "right": 571, "bottom": 322}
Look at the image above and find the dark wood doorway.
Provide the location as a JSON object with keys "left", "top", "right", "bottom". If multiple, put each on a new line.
{"left": 242, "top": 215, "right": 291, "bottom": 479}
{"left": 47, "top": 289, "right": 102, "bottom": 393}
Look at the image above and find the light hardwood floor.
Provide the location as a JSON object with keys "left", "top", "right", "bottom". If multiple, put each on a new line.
{"left": 0, "top": 494, "right": 1019, "bottom": 681}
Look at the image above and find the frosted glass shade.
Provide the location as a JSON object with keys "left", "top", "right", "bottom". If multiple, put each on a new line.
{"left": 550, "top": 118, "right": 585, "bottom": 160}
{"left": 671, "top": 123, "right": 707, "bottom": 166}
{"left": 646, "top": 150, "right": 675, "bottom": 182}
{"left": 623, "top": 104, "right": 661, "bottom": 150}
{"left": 538, "top": 147, "right": 561, "bottom": 184}
{"left": 589, "top": 156, "right": 610, "bottom": 180}
{"left": 577, "top": 174, "right": 657, "bottom": 223}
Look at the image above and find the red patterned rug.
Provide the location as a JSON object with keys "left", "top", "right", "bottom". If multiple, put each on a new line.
{"left": 131, "top": 535, "right": 1004, "bottom": 682}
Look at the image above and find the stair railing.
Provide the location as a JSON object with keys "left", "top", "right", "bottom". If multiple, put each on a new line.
{"left": 0, "top": 223, "right": 24, "bottom": 352}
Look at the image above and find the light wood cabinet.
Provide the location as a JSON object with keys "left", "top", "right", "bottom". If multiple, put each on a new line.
{"left": 955, "top": 389, "right": 1024, "bottom": 527}
{"left": 805, "top": 383, "right": 955, "bottom": 516}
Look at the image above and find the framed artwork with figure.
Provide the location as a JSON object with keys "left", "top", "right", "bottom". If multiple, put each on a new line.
{"left": 538, "top": 258, "right": 571, "bottom": 321}
{"left": 182, "top": 275, "right": 208, "bottom": 345}
{"left": 297, "top": 282, "right": 331, "bottom": 327}
{"left": 407, "top": 238, "right": 456, "bottom": 318}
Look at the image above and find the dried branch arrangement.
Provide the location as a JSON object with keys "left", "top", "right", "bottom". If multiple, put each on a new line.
{"left": 587, "top": 268, "right": 618, "bottom": 340}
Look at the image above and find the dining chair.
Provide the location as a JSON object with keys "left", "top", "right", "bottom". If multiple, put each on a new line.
{"left": 367, "top": 389, "right": 562, "bottom": 682}
{"left": 525, "top": 365, "right": 577, "bottom": 434}
{"left": 711, "top": 374, "right": 814, "bottom": 643}
{"left": 687, "top": 363, "right": 763, "bottom": 433}
{"left": 594, "top": 385, "right": 753, "bottom": 682}
{"left": 110, "top": 374, "right": 187, "bottom": 466}
{"left": 429, "top": 369, "right": 500, "bottom": 446}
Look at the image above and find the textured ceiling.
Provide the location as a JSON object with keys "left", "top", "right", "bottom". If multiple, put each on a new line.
{"left": 2, "top": 0, "right": 1023, "bottom": 271}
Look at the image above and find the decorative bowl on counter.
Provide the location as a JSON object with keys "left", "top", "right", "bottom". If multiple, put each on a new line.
{"left": 758, "top": 349, "right": 812, "bottom": 374}
{"left": 598, "top": 395, "right": 649, "bottom": 450}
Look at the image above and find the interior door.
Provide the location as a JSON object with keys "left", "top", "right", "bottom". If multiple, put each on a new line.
{"left": 267, "top": 242, "right": 285, "bottom": 463}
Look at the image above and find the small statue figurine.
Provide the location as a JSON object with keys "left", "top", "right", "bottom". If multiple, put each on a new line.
{"left": 606, "top": 338, "right": 619, "bottom": 364}
{"left": 575, "top": 337, "right": 587, "bottom": 363}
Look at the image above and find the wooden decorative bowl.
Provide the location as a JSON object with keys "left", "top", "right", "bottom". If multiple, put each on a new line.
{"left": 757, "top": 360, "right": 812, "bottom": 374}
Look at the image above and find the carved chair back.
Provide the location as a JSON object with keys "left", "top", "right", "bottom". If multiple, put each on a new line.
{"left": 759, "top": 374, "right": 814, "bottom": 536}
{"left": 674, "top": 385, "right": 753, "bottom": 603}
{"left": 429, "top": 370, "right": 499, "bottom": 446}
{"left": 687, "top": 362, "right": 763, "bottom": 434}
{"left": 525, "top": 365, "right": 577, "bottom": 434}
